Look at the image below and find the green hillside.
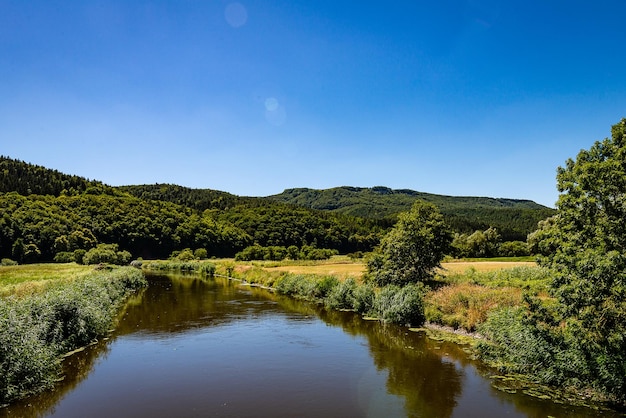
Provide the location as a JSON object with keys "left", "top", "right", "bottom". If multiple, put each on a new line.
{"left": 0, "top": 156, "right": 554, "bottom": 263}
{"left": 269, "top": 187, "right": 555, "bottom": 241}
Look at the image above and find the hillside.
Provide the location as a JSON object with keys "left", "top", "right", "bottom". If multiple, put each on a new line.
{"left": 0, "top": 158, "right": 383, "bottom": 261}
{"left": 269, "top": 187, "right": 555, "bottom": 241}
{"left": 0, "top": 156, "right": 554, "bottom": 263}
{"left": 0, "top": 156, "right": 107, "bottom": 196}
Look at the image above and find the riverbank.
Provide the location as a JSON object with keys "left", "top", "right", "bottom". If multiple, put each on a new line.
{"left": 197, "top": 258, "right": 620, "bottom": 411}
{"left": 0, "top": 265, "right": 147, "bottom": 405}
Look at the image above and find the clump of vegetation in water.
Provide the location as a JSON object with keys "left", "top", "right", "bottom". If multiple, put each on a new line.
{"left": 0, "top": 267, "right": 147, "bottom": 404}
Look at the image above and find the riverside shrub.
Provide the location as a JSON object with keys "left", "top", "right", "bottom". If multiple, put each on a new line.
{"left": 0, "top": 267, "right": 147, "bottom": 404}
{"left": 372, "top": 283, "right": 426, "bottom": 326}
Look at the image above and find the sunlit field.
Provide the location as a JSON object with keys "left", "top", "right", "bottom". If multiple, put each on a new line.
{"left": 0, "top": 263, "right": 93, "bottom": 297}
{"left": 250, "top": 256, "right": 537, "bottom": 279}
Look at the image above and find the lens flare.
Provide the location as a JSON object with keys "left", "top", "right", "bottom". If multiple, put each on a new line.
{"left": 225, "top": 2, "right": 247, "bottom": 28}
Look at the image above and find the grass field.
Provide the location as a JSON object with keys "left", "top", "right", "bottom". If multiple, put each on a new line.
{"left": 255, "top": 256, "right": 536, "bottom": 278}
{"left": 0, "top": 263, "right": 93, "bottom": 297}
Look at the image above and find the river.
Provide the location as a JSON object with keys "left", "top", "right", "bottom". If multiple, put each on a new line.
{"left": 1, "top": 274, "right": 620, "bottom": 417}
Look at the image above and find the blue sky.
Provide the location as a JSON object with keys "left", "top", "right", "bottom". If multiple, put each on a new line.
{"left": 1, "top": 1, "right": 625, "bottom": 207}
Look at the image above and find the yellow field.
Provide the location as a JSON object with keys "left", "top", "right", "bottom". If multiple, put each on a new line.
{"left": 0, "top": 263, "right": 93, "bottom": 297}
{"left": 263, "top": 262, "right": 366, "bottom": 278}
{"left": 439, "top": 261, "right": 536, "bottom": 274}
{"left": 259, "top": 259, "right": 536, "bottom": 278}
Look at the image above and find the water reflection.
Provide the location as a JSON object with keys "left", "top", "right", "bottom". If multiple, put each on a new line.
{"left": 2, "top": 274, "right": 622, "bottom": 418}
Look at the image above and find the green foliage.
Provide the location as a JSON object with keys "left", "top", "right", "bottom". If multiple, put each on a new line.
{"left": 367, "top": 201, "right": 452, "bottom": 286}
{"left": 275, "top": 274, "right": 341, "bottom": 301}
{"left": 1, "top": 258, "right": 18, "bottom": 266}
{"left": 235, "top": 244, "right": 337, "bottom": 261}
{"left": 198, "top": 262, "right": 216, "bottom": 277}
{"left": 325, "top": 278, "right": 358, "bottom": 310}
{"left": 498, "top": 240, "right": 530, "bottom": 257}
{"left": 82, "top": 244, "right": 132, "bottom": 266}
{"left": 122, "top": 184, "right": 384, "bottom": 254}
{"left": 477, "top": 307, "right": 567, "bottom": 384}
{"left": 0, "top": 155, "right": 109, "bottom": 197}
{"left": 270, "top": 186, "right": 555, "bottom": 241}
{"left": 0, "top": 267, "right": 146, "bottom": 404}
{"left": 0, "top": 192, "right": 252, "bottom": 262}
{"left": 371, "top": 283, "right": 426, "bottom": 326}
{"left": 174, "top": 248, "right": 195, "bottom": 261}
{"left": 526, "top": 215, "right": 559, "bottom": 256}
{"left": 478, "top": 119, "right": 626, "bottom": 404}
{"left": 545, "top": 119, "right": 626, "bottom": 398}
{"left": 53, "top": 251, "right": 76, "bottom": 263}
{"left": 444, "top": 266, "right": 551, "bottom": 293}
{"left": 451, "top": 227, "right": 501, "bottom": 258}
{"left": 1, "top": 157, "right": 554, "bottom": 263}
{"left": 194, "top": 248, "right": 208, "bottom": 260}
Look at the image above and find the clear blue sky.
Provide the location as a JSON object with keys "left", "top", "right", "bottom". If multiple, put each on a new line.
{"left": 1, "top": 0, "right": 625, "bottom": 207}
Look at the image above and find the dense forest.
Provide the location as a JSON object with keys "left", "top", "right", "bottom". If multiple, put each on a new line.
{"left": 0, "top": 156, "right": 552, "bottom": 263}
{"left": 270, "top": 186, "right": 555, "bottom": 241}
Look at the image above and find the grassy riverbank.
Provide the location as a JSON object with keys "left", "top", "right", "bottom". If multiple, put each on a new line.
{"left": 207, "top": 256, "right": 545, "bottom": 333}
{"left": 0, "top": 264, "right": 147, "bottom": 405}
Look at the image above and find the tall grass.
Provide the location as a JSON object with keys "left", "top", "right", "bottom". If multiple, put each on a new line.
{"left": 425, "top": 283, "right": 522, "bottom": 331}
{"left": 0, "top": 267, "right": 147, "bottom": 404}
{"left": 423, "top": 266, "right": 551, "bottom": 332}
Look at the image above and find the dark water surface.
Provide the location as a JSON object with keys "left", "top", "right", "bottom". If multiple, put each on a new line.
{"left": 2, "top": 274, "right": 621, "bottom": 417}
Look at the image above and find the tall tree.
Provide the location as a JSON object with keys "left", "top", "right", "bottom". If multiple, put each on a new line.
{"left": 367, "top": 201, "right": 452, "bottom": 286}
{"left": 542, "top": 118, "right": 626, "bottom": 397}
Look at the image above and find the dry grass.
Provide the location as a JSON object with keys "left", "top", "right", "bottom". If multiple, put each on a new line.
{"left": 439, "top": 261, "right": 536, "bottom": 274}
{"left": 263, "top": 262, "right": 366, "bottom": 278}
{"left": 425, "top": 283, "right": 523, "bottom": 331}
{"left": 259, "top": 260, "right": 536, "bottom": 279}
{"left": 0, "top": 263, "right": 93, "bottom": 297}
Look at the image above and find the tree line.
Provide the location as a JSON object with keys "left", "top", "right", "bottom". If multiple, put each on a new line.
{"left": 0, "top": 156, "right": 552, "bottom": 264}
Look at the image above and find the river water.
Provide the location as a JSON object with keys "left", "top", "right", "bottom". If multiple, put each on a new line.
{"left": 2, "top": 274, "right": 621, "bottom": 417}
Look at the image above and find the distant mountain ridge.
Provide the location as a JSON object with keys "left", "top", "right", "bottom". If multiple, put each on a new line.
{"left": 269, "top": 186, "right": 555, "bottom": 241}
{"left": 270, "top": 186, "right": 547, "bottom": 215}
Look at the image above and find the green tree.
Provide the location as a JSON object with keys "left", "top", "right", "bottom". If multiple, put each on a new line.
{"left": 83, "top": 244, "right": 132, "bottom": 265}
{"left": 367, "top": 201, "right": 452, "bottom": 286}
{"left": 542, "top": 118, "right": 626, "bottom": 399}
{"left": 194, "top": 248, "right": 208, "bottom": 260}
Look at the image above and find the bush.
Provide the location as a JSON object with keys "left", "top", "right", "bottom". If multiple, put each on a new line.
{"left": 83, "top": 244, "right": 132, "bottom": 265}
{"left": 498, "top": 241, "right": 530, "bottom": 257}
{"left": 176, "top": 248, "right": 195, "bottom": 261}
{"left": 194, "top": 248, "right": 208, "bottom": 260}
{"left": 372, "top": 283, "right": 426, "bottom": 326}
{"left": 1, "top": 258, "right": 18, "bottom": 266}
{"left": 0, "top": 267, "right": 146, "bottom": 404}
{"left": 352, "top": 283, "right": 375, "bottom": 314}
{"left": 73, "top": 249, "right": 86, "bottom": 265}
{"left": 325, "top": 278, "right": 358, "bottom": 310}
{"left": 53, "top": 252, "right": 75, "bottom": 263}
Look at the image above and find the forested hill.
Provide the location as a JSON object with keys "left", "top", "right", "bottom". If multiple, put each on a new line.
{"left": 0, "top": 156, "right": 115, "bottom": 196}
{"left": 269, "top": 187, "right": 555, "bottom": 241}
{"left": 118, "top": 184, "right": 248, "bottom": 211}
{"left": 0, "top": 156, "right": 554, "bottom": 264}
